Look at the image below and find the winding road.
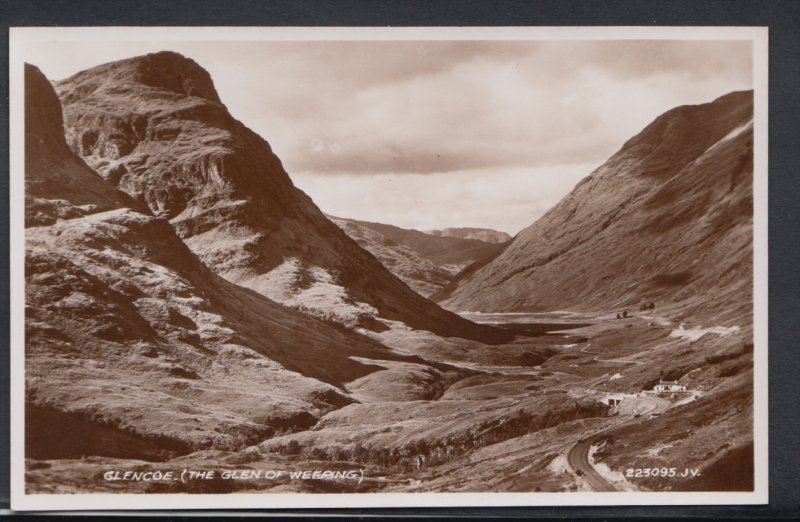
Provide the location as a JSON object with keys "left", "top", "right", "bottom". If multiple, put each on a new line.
{"left": 579, "top": 343, "right": 645, "bottom": 366}
{"left": 567, "top": 397, "right": 670, "bottom": 491}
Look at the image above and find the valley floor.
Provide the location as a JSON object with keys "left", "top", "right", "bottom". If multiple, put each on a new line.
{"left": 26, "top": 310, "right": 754, "bottom": 494}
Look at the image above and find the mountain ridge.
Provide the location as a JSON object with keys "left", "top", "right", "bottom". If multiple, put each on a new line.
{"left": 329, "top": 216, "right": 456, "bottom": 297}
{"left": 331, "top": 216, "right": 510, "bottom": 268}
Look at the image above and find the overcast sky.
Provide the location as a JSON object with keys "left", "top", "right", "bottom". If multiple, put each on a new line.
{"left": 24, "top": 39, "right": 753, "bottom": 234}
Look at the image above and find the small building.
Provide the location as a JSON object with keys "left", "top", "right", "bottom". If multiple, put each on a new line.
{"left": 654, "top": 380, "right": 687, "bottom": 394}
{"left": 600, "top": 393, "right": 629, "bottom": 407}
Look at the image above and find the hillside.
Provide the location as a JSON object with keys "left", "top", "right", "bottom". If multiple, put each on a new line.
{"left": 24, "top": 63, "right": 432, "bottom": 460}
{"left": 440, "top": 91, "right": 754, "bottom": 328}
{"left": 53, "top": 51, "right": 506, "bottom": 342}
{"left": 24, "top": 65, "right": 592, "bottom": 492}
{"left": 330, "top": 217, "right": 510, "bottom": 297}
{"left": 332, "top": 217, "right": 509, "bottom": 270}
{"left": 329, "top": 217, "right": 456, "bottom": 297}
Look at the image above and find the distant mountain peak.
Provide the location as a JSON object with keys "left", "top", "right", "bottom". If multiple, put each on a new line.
{"left": 330, "top": 216, "right": 511, "bottom": 298}
{"left": 426, "top": 227, "right": 512, "bottom": 244}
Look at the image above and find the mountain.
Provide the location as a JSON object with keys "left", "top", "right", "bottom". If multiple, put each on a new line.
{"left": 332, "top": 217, "right": 509, "bottom": 269}
{"left": 24, "top": 63, "right": 435, "bottom": 459}
{"left": 53, "top": 51, "right": 505, "bottom": 343}
{"left": 329, "top": 217, "right": 456, "bottom": 297}
{"left": 427, "top": 227, "right": 512, "bottom": 244}
{"left": 330, "top": 217, "right": 510, "bottom": 297}
{"left": 24, "top": 62, "right": 138, "bottom": 227}
{"left": 439, "top": 91, "right": 754, "bottom": 327}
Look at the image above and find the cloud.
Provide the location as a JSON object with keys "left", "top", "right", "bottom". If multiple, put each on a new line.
{"left": 259, "top": 41, "right": 749, "bottom": 179}
{"left": 26, "top": 39, "right": 752, "bottom": 176}
{"left": 23, "top": 38, "right": 753, "bottom": 231}
{"left": 202, "top": 40, "right": 752, "bottom": 177}
{"left": 293, "top": 163, "right": 597, "bottom": 235}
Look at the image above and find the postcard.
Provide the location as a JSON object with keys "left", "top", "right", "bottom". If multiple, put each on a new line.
{"left": 9, "top": 26, "right": 768, "bottom": 510}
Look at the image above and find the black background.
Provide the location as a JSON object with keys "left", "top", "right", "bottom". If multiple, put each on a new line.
{"left": 1, "top": 0, "right": 798, "bottom": 518}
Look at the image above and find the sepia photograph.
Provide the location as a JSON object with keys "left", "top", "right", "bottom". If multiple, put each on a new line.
{"left": 9, "top": 26, "right": 768, "bottom": 510}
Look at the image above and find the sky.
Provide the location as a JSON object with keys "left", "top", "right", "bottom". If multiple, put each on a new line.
{"left": 23, "top": 38, "right": 753, "bottom": 234}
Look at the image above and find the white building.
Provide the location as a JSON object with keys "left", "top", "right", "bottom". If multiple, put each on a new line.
{"left": 601, "top": 393, "right": 626, "bottom": 407}
{"left": 600, "top": 392, "right": 638, "bottom": 407}
{"left": 654, "top": 380, "right": 687, "bottom": 394}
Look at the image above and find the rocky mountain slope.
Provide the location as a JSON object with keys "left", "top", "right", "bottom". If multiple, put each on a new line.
{"left": 427, "top": 227, "right": 512, "bottom": 244}
{"left": 440, "top": 91, "right": 754, "bottom": 327}
{"left": 53, "top": 51, "right": 505, "bottom": 342}
{"left": 24, "top": 63, "right": 438, "bottom": 460}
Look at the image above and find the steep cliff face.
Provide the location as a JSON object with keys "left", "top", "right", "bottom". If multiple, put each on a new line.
{"left": 440, "top": 91, "right": 754, "bottom": 327}
{"left": 25, "top": 62, "right": 137, "bottom": 226}
{"left": 55, "top": 51, "right": 503, "bottom": 341}
{"left": 24, "top": 63, "right": 421, "bottom": 459}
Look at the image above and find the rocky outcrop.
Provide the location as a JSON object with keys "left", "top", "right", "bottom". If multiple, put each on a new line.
{"left": 55, "top": 51, "right": 506, "bottom": 342}
{"left": 440, "top": 91, "right": 754, "bottom": 326}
